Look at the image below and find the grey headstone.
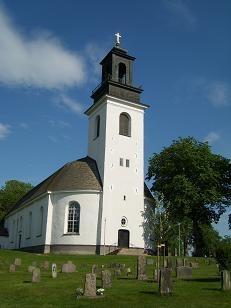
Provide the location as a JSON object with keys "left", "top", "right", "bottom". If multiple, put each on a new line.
{"left": 32, "top": 268, "right": 40, "bottom": 283}
{"left": 189, "top": 262, "right": 199, "bottom": 268}
{"left": 221, "top": 270, "right": 231, "bottom": 291}
{"left": 154, "top": 269, "right": 160, "bottom": 282}
{"left": 32, "top": 261, "right": 37, "bottom": 267}
{"left": 114, "top": 268, "right": 121, "bottom": 278}
{"left": 176, "top": 258, "right": 183, "bottom": 267}
{"left": 159, "top": 268, "right": 172, "bottom": 295}
{"left": 167, "top": 258, "right": 173, "bottom": 269}
{"left": 28, "top": 265, "right": 36, "bottom": 273}
{"left": 61, "top": 263, "right": 76, "bottom": 273}
{"left": 52, "top": 263, "right": 57, "bottom": 278}
{"left": 9, "top": 264, "right": 16, "bottom": 272}
{"left": 146, "top": 258, "right": 154, "bottom": 265}
{"left": 44, "top": 261, "right": 49, "bottom": 270}
{"left": 126, "top": 267, "right": 132, "bottom": 277}
{"left": 137, "top": 256, "right": 147, "bottom": 280}
{"left": 84, "top": 273, "right": 96, "bottom": 297}
{"left": 92, "top": 264, "right": 97, "bottom": 274}
{"left": 176, "top": 266, "right": 192, "bottom": 279}
{"left": 14, "top": 258, "right": 21, "bottom": 266}
{"left": 102, "top": 270, "right": 112, "bottom": 288}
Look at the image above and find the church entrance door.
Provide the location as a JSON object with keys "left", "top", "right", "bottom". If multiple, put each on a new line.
{"left": 118, "top": 229, "right": 129, "bottom": 248}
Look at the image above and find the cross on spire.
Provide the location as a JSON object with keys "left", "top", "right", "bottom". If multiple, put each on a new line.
{"left": 115, "top": 32, "right": 122, "bottom": 46}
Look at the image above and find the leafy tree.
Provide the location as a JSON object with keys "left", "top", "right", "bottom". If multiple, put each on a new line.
{"left": 0, "top": 180, "right": 33, "bottom": 221}
{"left": 215, "top": 237, "right": 231, "bottom": 271}
{"left": 201, "top": 224, "right": 221, "bottom": 257}
{"left": 147, "top": 137, "right": 231, "bottom": 256}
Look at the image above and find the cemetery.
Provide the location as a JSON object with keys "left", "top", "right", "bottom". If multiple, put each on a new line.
{"left": 0, "top": 250, "right": 230, "bottom": 307}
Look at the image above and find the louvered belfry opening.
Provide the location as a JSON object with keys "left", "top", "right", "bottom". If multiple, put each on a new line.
{"left": 119, "top": 112, "right": 131, "bottom": 137}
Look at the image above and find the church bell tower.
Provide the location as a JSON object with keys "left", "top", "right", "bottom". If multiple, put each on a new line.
{"left": 85, "top": 34, "right": 149, "bottom": 253}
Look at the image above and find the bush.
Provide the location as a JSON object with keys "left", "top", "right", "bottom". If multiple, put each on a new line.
{"left": 215, "top": 238, "right": 231, "bottom": 271}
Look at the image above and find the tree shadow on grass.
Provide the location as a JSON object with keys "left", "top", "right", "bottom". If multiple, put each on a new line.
{"left": 188, "top": 277, "right": 220, "bottom": 283}
{"left": 202, "top": 287, "right": 221, "bottom": 292}
{"left": 23, "top": 280, "right": 31, "bottom": 283}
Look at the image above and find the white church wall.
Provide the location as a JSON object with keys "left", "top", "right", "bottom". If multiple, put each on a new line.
{"left": 0, "top": 236, "right": 8, "bottom": 249}
{"left": 3, "top": 195, "right": 49, "bottom": 250}
{"left": 88, "top": 100, "right": 107, "bottom": 180}
{"left": 97, "top": 97, "right": 146, "bottom": 249}
{"left": 50, "top": 191, "right": 101, "bottom": 247}
{"left": 89, "top": 96, "right": 144, "bottom": 248}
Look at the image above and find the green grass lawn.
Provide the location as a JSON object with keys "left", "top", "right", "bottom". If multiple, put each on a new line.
{"left": 0, "top": 250, "right": 230, "bottom": 307}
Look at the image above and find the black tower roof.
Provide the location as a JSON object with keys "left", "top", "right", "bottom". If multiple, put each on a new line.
{"left": 91, "top": 45, "right": 143, "bottom": 104}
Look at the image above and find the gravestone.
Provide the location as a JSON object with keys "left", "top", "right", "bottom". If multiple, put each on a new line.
{"left": 28, "top": 265, "right": 36, "bottom": 273}
{"left": 61, "top": 263, "right": 76, "bottom": 273}
{"left": 176, "top": 258, "right": 183, "bottom": 267}
{"left": 102, "top": 270, "right": 112, "bottom": 288}
{"left": 44, "top": 261, "right": 49, "bottom": 270}
{"left": 146, "top": 258, "right": 154, "bottom": 265}
{"left": 32, "top": 268, "right": 40, "bottom": 283}
{"left": 14, "top": 258, "right": 21, "bottom": 266}
{"left": 126, "top": 267, "right": 131, "bottom": 277}
{"left": 114, "top": 268, "right": 121, "bottom": 278}
{"left": 137, "top": 256, "right": 147, "bottom": 280}
{"left": 190, "top": 262, "right": 199, "bottom": 269}
{"left": 32, "top": 261, "right": 37, "bottom": 267}
{"left": 84, "top": 273, "right": 96, "bottom": 297}
{"left": 159, "top": 268, "right": 172, "bottom": 295}
{"left": 154, "top": 269, "right": 160, "bottom": 282}
{"left": 92, "top": 264, "right": 97, "bottom": 274}
{"left": 52, "top": 263, "right": 57, "bottom": 278}
{"left": 221, "top": 270, "right": 231, "bottom": 291}
{"left": 167, "top": 258, "right": 173, "bottom": 269}
{"left": 176, "top": 266, "right": 192, "bottom": 279}
{"left": 9, "top": 264, "right": 16, "bottom": 272}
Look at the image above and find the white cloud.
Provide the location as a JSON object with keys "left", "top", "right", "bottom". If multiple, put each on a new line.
{"left": 205, "top": 81, "right": 230, "bottom": 107}
{"left": 0, "top": 123, "right": 11, "bottom": 140}
{"left": 162, "top": 0, "right": 196, "bottom": 27}
{"left": 55, "top": 94, "right": 83, "bottom": 114}
{"left": 204, "top": 132, "right": 220, "bottom": 145}
{"left": 20, "top": 122, "right": 29, "bottom": 129}
{"left": 85, "top": 43, "right": 106, "bottom": 83}
{"left": 0, "top": 5, "right": 85, "bottom": 89}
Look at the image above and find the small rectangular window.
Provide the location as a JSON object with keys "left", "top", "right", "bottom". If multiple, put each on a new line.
{"left": 120, "top": 158, "right": 123, "bottom": 166}
{"left": 126, "top": 159, "right": 130, "bottom": 167}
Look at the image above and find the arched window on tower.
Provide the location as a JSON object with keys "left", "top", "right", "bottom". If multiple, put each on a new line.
{"left": 95, "top": 115, "right": 100, "bottom": 139}
{"left": 67, "top": 201, "right": 80, "bottom": 234}
{"left": 118, "top": 63, "right": 126, "bottom": 84}
{"left": 119, "top": 112, "right": 131, "bottom": 137}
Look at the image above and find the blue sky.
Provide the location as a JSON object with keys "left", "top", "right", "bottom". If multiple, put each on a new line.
{"left": 0, "top": 0, "right": 230, "bottom": 236}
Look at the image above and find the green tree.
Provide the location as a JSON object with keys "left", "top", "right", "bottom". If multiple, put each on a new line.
{"left": 0, "top": 180, "right": 33, "bottom": 221}
{"left": 201, "top": 224, "right": 221, "bottom": 257}
{"left": 147, "top": 137, "right": 231, "bottom": 256}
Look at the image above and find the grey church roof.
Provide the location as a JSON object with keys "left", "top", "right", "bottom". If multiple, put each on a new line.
{"left": 8, "top": 156, "right": 102, "bottom": 215}
{"left": 7, "top": 156, "right": 154, "bottom": 216}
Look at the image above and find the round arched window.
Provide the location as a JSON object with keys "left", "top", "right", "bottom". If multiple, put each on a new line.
{"left": 121, "top": 217, "right": 128, "bottom": 227}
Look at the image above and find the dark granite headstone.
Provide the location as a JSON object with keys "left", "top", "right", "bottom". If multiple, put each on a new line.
{"left": 84, "top": 273, "right": 96, "bottom": 297}
{"left": 221, "top": 270, "right": 231, "bottom": 291}
{"left": 176, "top": 266, "right": 192, "bottom": 279}
{"left": 102, "top": 270, "right": 112, "bottom": 288}
{"left": 159, "top": 268, "right": 172, "bottom": 295}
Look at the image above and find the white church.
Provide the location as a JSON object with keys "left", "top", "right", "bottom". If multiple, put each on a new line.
{"left": 0, "top": 35, "right": 154, "bottom": 255}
